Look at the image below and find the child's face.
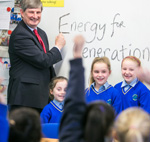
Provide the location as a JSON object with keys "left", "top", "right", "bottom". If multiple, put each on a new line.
{"left": 121, "top": 59, "right": 139, "bottom": 84}
{"left": 50, "top": 80, "right": 68, "bottom": 102}
{"left": 92, "top": 62, "right": 111, "bottom": 89}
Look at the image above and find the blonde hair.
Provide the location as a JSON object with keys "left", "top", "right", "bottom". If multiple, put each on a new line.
{"left": 121, "top": 56, "right": 141, "bottom": 67}
{"left": 89, "top": 57, "right": 111, "bottom": 86}
{"left": 115, "top": 107, "right": 150, "bottom": 142}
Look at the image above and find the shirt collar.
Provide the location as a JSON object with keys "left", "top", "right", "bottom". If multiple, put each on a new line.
{"left": 53, "top": 99, "right": 64, "bottom": 107}
{"left": 91, "top": 81, "right": 110, "bottom": 90}
{"left": 26, "top": 24, "right": 37, "bottom": 32}
{"left": 121, "top": 78, "right": 138, "bottom": 88}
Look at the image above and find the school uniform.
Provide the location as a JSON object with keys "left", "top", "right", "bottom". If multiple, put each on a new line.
{"left": 59, "top": 58, "right": 86, "bottom": 142}
{"left": 115, "top": 78, "right": 150, "bottom": 113}
{"left": 85, "top": 82, "right": 122, "bottom": 114}
{"left": 40, "top": 99, "right": 64, "bottom": 123}
{"left": 0, "top": 104, "right": 9, "bottom": 142}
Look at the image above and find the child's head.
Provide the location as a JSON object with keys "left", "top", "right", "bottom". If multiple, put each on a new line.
{"left": 49, "top": 76, "right": 68, "bottom": 102}
{"left": 115, "top": 107, "right": 150, "bottom": 142}
{"left": 9, "top": 107, "right": 42, "bottom": 142}
{"left": 89, "top": 57, "right": 111, "bottom": 88}
{"left": 121, "top": 56, "right": 141, "bottom": 84}
{"left": 83, "top": 101, "right": 115, "bottom": 142}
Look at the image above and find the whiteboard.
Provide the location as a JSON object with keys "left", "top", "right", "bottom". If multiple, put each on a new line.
{"left": 35, "top": 0, "right": 150, "bottom": 88}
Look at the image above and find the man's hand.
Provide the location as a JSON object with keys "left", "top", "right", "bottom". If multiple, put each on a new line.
{"left": 55, "top": 33, "right": 66, "bottom": 50}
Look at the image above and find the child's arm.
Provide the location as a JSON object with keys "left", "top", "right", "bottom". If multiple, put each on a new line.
{"left": 59, "top": 35, "right": 86, "bottom": 142}
{"left": 40, "top": 104, "right": 52, "bottom": 123}
{"left": 73, "top": 35, "right": 85, "bottom": 58}
{"left": 111, "top": 89, "right": 123, "bottom": 115}
{"left": 138, "top": 84, "right": 150, "bottom": 113}
{"left": 0, "top": 78, "right": 9, "bottom": 142}
{"left": 0, "top": 102, "right": 9, "bottom": 142}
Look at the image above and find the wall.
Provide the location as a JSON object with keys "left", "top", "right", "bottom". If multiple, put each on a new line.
{"left": 0, "top": 0, "right": 14, "bottom": 101}
{"left": 39, "top": 0, "right": 150, "bottom": 88}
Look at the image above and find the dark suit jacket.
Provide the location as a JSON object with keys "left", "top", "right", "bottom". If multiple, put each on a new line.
{"left": 59, "top": 59, "right": 86, "bottom": 142}
{"left": 8, "top": 20, "right": 62, "bottom": 109}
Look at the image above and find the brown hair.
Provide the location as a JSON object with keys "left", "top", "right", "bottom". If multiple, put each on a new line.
{"left": 9, "top": 107, "right": 42, "bottom": 142}
{"left": 49, "top": 76, "right": 68, "bottom": 101}
{"left": 84, "top": 101, "right": 115, "bottom": 142}
{"left": 89, "top": 57, "right": 111, "bottom": 86}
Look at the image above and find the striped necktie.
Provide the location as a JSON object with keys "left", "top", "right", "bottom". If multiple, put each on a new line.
{"left": 33, "top": 29, "right": 47, "bottom": 53}
{"left": 124, "top": 84, "right": 131, "bottom": 92}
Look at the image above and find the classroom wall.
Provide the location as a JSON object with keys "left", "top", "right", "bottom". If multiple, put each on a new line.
{"left": 39, "top": 0, "right": 150, "bottom": 88}
{"left": 0, "top": 0, "right": 14, "bottom": 101}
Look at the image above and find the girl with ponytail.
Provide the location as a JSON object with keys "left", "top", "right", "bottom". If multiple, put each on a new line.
{"left": 115, "top": 107, "right": 150, "bottom": 142}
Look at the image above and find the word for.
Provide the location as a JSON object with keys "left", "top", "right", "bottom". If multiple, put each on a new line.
{"left": 59, "top": 13, "right": 125, "bottom": 43}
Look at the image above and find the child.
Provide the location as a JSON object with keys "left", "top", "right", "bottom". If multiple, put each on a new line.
{"left": 114, "top": 56, "right": 150, "bottom": 113}
{"left": 0, "top": 77, "right": 42, "bottom": 142}
{"left": 59, "top": 35, "right": 115, "bottom": 142}
{"left": 40, "top": 76, "right": 68, "bottom": 123}
{"left": 85, "top": 57, "right": 122, "bottom": 115}
{"left": 9, "top": 107, "right": 42, "bottom": 142}
{"left": 115, "top": 107, "right": 150, "bottom": 142}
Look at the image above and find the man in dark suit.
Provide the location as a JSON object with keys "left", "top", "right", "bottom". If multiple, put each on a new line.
{"left": 8, "top": 0, "right": 66, "bottom": 113}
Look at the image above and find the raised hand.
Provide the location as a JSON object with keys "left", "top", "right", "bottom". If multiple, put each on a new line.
{"left": 137, "top": 67, "right": 150, "bottom": 85}
{"left": 73, "top": 35, "right": 85, "bottom": 58}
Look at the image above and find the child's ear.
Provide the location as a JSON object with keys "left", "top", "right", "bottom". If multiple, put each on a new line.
{"left": 50, "top": 89, "right": 53, "bottom": 95}
{"left": 112, "top": 129, "right": 119, "bottom": 142}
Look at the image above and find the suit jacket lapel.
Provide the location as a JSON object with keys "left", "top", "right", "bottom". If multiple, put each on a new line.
{"left": 20, "top": 20, "right": 45, "bottom": 52}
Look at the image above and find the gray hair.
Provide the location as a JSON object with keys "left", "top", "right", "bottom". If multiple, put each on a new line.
{"left": 21, "top": 0, "right": 43, "bottom": 12}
